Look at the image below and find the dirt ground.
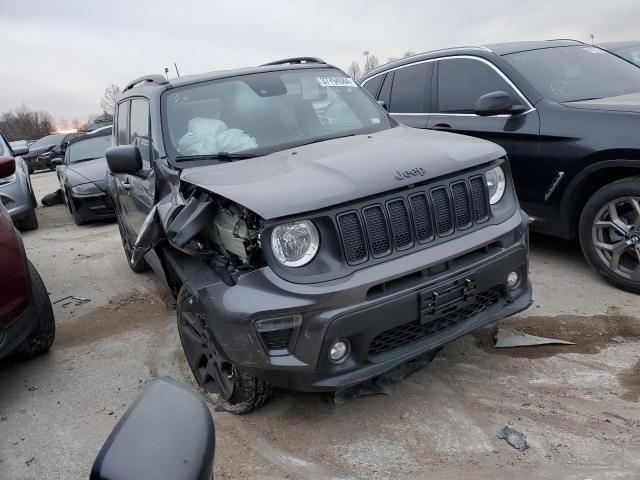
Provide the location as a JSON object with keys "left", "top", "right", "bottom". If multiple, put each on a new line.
{"left": 1, "top": 172, "right": 639, "bottom": 480}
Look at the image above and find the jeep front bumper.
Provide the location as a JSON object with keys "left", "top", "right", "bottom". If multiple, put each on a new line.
{"left": 170, "top": 208, "right": 531, "bottom": 392}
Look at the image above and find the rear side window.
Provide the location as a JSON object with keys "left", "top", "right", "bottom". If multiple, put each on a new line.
{"left": 437, "top": 58, "right": 518, "bottom": 113}
{"left": 129, "top": 99, "right": 151, "bottom": 166}
{"left": 116, "top": 102, "right": 129, "bottom": 145}
{"left": 362, "top": 75, "right": 384, "bottom": 98}
{"left": 389, "top": 63, "right": 432, "bottom": 113}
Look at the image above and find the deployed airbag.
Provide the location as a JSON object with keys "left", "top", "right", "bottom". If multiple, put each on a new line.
{"left": 178, "top": 118, "right": 257, "bottom": 155}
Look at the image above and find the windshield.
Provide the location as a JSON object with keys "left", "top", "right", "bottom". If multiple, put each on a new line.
{"left": 163, "top": 67, "right": 391, "bottom": 159}
{"left": 30, "top": 133, "right": 66, "bottom": 149}
{"left": 67, "top": 135, "right": 111, "bottom": 163}
{"left": 504, "top": 45, "right": 640, "bottom": 102}
{"left": 613, "top": 44, "right": 640, "bottom": 66}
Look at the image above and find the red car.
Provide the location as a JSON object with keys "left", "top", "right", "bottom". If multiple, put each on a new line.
{"left": 0, "top": 155, "right": 55, "bottom": 359}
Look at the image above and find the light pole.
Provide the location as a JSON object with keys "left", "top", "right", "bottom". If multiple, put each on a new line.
{"left": 590, "top": 34, "right": 595, "bottom": 45}
{"left": 363, "top": 50, "right": 370, "bottom": 71}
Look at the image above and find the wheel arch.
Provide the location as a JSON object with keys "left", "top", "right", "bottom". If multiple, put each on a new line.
{"left": 561, "top": 156, "right": 640, "bottom": 239}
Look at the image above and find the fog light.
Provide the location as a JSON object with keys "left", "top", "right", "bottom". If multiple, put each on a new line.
{"left": 507, "top": 271, "right": 520, "bottom": 289}
{"left": 329, "top": 340, "right": 349, "bottom": 363}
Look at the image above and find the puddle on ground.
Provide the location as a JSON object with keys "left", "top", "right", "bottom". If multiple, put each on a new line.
{"left": 476, "top": 313, "right": 640, "bottom": 359}
{"left": 619, "top": 359, "right": 640, "bottom": 402}
{"left": 54, "top": 293, "right": 171, "bottom": 350}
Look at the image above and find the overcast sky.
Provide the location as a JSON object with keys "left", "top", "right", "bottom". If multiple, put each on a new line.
{"left": 1, "top": 0, "right": 638, "bottom": 124}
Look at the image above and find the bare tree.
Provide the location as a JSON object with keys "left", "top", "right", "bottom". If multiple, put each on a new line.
{"left": 100, "top": 84, "right": 121, "bottom": 116}
{"left": 387, "top": 57, "right": 399, "bottom": 63}
{"left": 363, "top": 54, "right": 380, "bottom": 73}
{"left": 347, "top": 61, "right": 362, "bottom": 79}
{"left": 0, "top": 104, "right": 54, "bottom": 141}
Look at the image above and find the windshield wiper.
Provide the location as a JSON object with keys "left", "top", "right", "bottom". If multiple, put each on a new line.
{"left": 175, "top": 152, "right": 259, "bottom": 162}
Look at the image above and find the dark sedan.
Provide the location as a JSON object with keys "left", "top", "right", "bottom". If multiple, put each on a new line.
{"left": 360, "top": 40, "right": 640, "bottom": 293}
{"left": 53, "top": 128, "right": 115, "bottom": 225}
{"left": 23, "top": 132, "right": 80, "bottom": 173}
{"left": 0, "top": 156, "right": 55, "bottom": 360}
{"left": 600, "top": 41, "right": 640, "bottom": 66}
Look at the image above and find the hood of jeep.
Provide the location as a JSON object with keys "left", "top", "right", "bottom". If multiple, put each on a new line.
{"left": 180, "top": 126, "right": 505, "bottom": 219}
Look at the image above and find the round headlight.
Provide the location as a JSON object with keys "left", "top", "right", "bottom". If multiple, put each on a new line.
{"left": 271, "top": 220, "right": 320, "bottom": 267}
{"left": 485, "top": 166, "right": 506, "bottom": 205}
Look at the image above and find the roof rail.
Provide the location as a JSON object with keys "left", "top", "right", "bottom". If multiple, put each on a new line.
{"left": 546, "top": 38, "right": 584, "bottom": 44}
{"left": 123, "top": 74, "right": 169, "bottom": 92}
{"left": 261, "top": 57, "right": 326, "bottom": 66}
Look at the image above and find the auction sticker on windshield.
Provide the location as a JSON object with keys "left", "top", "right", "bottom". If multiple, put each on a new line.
{"left": 316, "top": 76, "right": 357, "bottom": 87}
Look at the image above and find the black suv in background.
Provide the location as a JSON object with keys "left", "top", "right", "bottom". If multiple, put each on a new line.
{"left": 360, "top": 40, "right": 640, "bottom": 293}
{"left": 105, "top": 58, "right": 531, "bottom": 412}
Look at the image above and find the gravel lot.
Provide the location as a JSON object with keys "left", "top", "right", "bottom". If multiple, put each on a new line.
{"left": 1, "top": 172, "right": 639, "bottom": 480}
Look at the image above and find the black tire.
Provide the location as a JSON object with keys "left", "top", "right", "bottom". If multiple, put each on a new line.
{"left": 579, "top": 177, "right": 640, "bottom": 294}
{"left": 18, "top": 261, "right": 55, "bottom": 356}
{"left": 176, "top": 286, "right": 274, "bottom": 414}
{"left": 116, "top": 211, "right": 150, "bottom": 273}
{"left": 18, "top": 209, "right": 38, "bottom": 231}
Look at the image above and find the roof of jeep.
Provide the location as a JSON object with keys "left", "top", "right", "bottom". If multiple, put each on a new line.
{"left": 120, "top": 61, "right": 340, "bottom": 98}
{"left": 359, "top": 39, "right": 585, "bottom": 82}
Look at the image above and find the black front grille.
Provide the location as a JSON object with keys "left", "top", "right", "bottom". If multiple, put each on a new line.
{"left": 451, "top": 181, "right": 472, "bottom": 229}
{"left": 261, "top": 329, "right": 292, "bottom": 350}
{"left": 469, "top": 176, "right": 490, "bottom": 223}
{"left": 430, "top": 187, "right": 454, "bottom": 236}
{"left": 387, "top": 199, "right": 413, "bottom": 250}
{"left": 335, "top": 171, "right": 492, "bottom": 266}
{"left": 363, "top": 206, "right": 392, "bottom": 257}
{"left": 409, "top": 193, "right": 434, "bottom": 243}
{"left": 338, "top": 212, "right": 368, "bottom": 264}
{"left": 368, "top": 286, "right": 503, "bottom": 357}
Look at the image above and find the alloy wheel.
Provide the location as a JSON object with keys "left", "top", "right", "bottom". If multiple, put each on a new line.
{"left": 591, "top": 196, "right": 640, "bottom": 281}
{"left": 178, "top": 294, "right": 236, "bottom": 400}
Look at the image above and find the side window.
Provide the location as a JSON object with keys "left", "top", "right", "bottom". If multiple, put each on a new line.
{"left": 116, "top": 101, "right": 129, "bottom": 145}
{"left": 438, "top": 58, "right": 519, "bottom": 114}
{"left": 389, "top": 63, "right": 432, "bottom": 113}
{"left": 362, "top": 75, "right": 383, "bottom": 98}
{"left": 378, "top": 72, "right": 393, "bottom": 107}
{"left": 129, "top": 99, "right": 151, "bottom": 166}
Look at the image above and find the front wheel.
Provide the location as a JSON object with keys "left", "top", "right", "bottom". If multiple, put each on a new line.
{"left": 579, "top": 177, "right": 640, "bottom": 294}
{"left": 176, "top": 286, "right": 274, "bottom": 414}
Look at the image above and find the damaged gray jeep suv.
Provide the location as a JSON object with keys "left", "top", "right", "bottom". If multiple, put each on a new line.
{"left": 106, "top": 57, "right": 532, "bottom": 413}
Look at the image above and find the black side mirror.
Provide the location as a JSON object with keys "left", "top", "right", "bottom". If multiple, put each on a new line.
{"left": 377, "top": 100, "right": 388, "bottom": 111}
{"left": 91, "top": 378, "right": 215, "bottom": 480}
{"left": 106, "top": 145, "right": 143, "bottom": 174}
{"left": 474, "top": 91, "right": 527, "bottom": 117}
{"left": 13, "top": 146, "right": 28, "bottom": 156}
{"left": 50, "top": 158, "right": 64, "bottom": 167}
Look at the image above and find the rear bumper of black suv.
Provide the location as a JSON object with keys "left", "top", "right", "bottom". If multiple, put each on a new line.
{"left": 176, "top": 208, "right": 531, "bottom": 392}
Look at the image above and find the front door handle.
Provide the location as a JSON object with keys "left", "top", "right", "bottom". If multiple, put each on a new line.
{"left": 432, "top": 123, "right": 452, "bottom": 131}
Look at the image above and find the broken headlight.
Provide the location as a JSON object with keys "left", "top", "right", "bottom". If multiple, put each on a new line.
{"left": 485, "top": 166, "right": 506, "bottom": 205}
{"left": 271, "top": 220, "right": 320, "bottom": 267}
